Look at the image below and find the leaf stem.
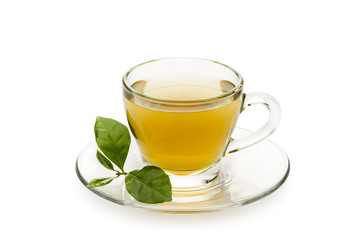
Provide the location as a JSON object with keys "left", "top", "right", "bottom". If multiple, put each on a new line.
{"left": 115, "top": 170, "right": 127, "bottom": 176}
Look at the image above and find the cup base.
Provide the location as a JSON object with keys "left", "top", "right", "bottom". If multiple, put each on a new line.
{"left": 166, "top": 162, "right": 221, "bottom": 192}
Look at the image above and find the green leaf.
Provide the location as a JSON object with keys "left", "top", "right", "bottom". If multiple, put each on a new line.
{"left": 87, "top": 177, "right": 116, "bottom": 187}
{"left": 96, "top": 150, "right": 114, "bottom": 171}
{"left": 94, "top": 116, "right": 131, "bottom": 171}
{"left": 125, "top": 166, "right": 172, "bottom": 204}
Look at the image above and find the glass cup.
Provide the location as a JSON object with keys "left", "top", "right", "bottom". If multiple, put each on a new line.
{"left": 122, "top": 57, "right": 281, "bottom": 191}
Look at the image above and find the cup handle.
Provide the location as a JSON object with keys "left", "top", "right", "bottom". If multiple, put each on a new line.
{"left": 225, "top": 92, "right": 281, "bottom": 155}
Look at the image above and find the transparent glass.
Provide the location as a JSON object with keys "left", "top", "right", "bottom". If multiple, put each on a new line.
{"left": 122, "top": 57, "right": 281, "bottom": 190}
{"left": 76, "top": 128, "right": 290, "bottom": 212}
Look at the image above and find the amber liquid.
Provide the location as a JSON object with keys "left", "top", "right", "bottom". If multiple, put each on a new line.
{"left": 124, "top": 75, "right": 243, "bottom": 174}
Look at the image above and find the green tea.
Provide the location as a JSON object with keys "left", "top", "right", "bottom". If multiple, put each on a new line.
{"left": 124, "top": 75, "right": 243, "bottom": 175}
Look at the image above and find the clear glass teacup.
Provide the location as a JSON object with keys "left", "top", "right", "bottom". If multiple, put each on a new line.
{"left": 122, "top": 57, "right": 281, "bottom": 190}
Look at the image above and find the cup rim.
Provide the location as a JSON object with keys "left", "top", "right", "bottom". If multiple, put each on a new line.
{"left": 122, "top": 57, "right": 244, "bottom": 105}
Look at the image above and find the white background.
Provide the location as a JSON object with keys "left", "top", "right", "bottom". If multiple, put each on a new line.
{"left": 1, "top": 0, "right": 359, "bottom": 239}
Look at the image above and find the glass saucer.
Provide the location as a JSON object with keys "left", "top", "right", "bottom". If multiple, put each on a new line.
{"left": 76, "top": 128, "right": 290, "bottom": 213}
